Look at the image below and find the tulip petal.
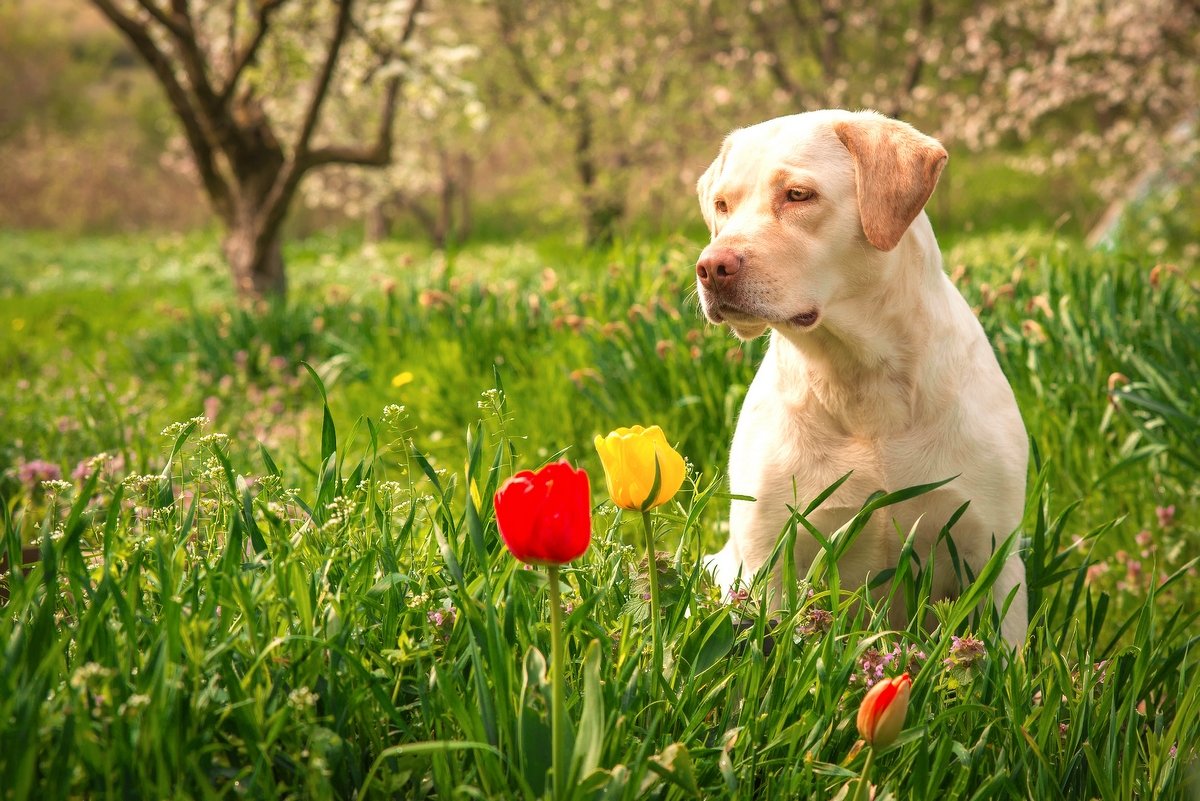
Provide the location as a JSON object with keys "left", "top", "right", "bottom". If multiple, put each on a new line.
{"left": 494, "top": 461, "right": 592, "bottom": 565}
{"left": 856, "top": 674, "right": 911, "bottom": 748}
{"left": 594, "top": 425, "right": 687, "bottom": 511}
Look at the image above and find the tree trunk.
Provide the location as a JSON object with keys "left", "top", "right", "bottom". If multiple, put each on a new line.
{"left": 571, "top": 106, "right": 624, "bottom": 247}
{"left": 365, "top": 204, "right": 391, "bottom": 242}
{"left": 438, "top": 155, "right": 455, "bottom": 247}
{"left": 220, "top": 149, "right": 288, "bottom": 298}
{"left": 583, "top": 196, "right": 623, "bottom": 248}
{"left": 224, "top": 221, "right": 286, "bottom": 298}
{"left": 456, "top": 154, "right": 473, "bottom": 243}
{"left": 87, "top": 0, "right": 425, "bottom": 304}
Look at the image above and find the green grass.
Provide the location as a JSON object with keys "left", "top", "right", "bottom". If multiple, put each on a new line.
{"left": 0, "top": 228, "right": 1197, "bottom": 799}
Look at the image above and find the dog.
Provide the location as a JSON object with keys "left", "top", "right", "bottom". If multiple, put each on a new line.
{"left": 695, "top": 110, "right": 1028, "bottom": 647}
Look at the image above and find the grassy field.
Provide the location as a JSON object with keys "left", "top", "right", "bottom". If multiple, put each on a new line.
{"left": 1, "top": 228, "right": 1198, "bottom": 799}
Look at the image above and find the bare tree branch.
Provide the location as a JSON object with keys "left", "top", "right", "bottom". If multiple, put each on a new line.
{"left": 890, "top": 0, "right": 934, "bottom": 118}
{"left": 783, "top": 0, "right": 825, "bottom": 73}
{"left": 156, "top": 0, "right": 222, "bottom": 113}
{"left": 346, "top": 1, "right": 410, "bottom": 72}
{"left": 292, "top": 0, "right": 357, "bottom": 160}
{"left": 225, "top": 0, "right": 239, "bottom": 76}
{"left": 496, "top": 1, "right": 563, "bottom": 111}
{"left": 301, "top": 75, "right": 402, "bottom": 168}
{"left": 218, "top": 0, "right": 289, "bottom": 106}
{"left": 135, "top": 0, "right": 259, "bottom": 177}
{"left": 133, "top": 0, "right": 188, "bottom": 38}
{"left": 260, "top": 0, "right": 425, "bottom": 252}
{"left": 88, "top": 0, "right": 233, "bottom": 217}
{"left": 748, "top": 5, "right": 800, "bottom": 100}
{"left": 295, "top": 0, "right": 424, "bottom": 168}
{"left": 816, "top": 0, "right": 842, "bottom": 81}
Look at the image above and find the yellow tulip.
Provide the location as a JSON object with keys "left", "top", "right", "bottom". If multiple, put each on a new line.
{"left": 593, "top": 425, "right": 686, "bottom": 511}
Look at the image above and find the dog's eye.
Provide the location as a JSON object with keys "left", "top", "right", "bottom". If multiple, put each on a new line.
{"left": 715, "top": 199, "right": 728, "bottom": 214}
{"left": 786, "top": 188, "right": 815, "bottom": 203}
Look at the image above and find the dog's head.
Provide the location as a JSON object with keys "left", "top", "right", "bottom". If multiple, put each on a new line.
{"left": 694, "top": 110, "right": 947, "bottom": 340}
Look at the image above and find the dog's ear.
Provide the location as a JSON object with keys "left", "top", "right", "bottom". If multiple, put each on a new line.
{"left": 834, "top": 115, "right": 947, "bottom": 252}
{"left": 696, "top": 133, "right": 735, "bottom": 234}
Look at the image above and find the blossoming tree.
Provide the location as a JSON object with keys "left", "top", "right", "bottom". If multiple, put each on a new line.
{"left": 300, "top": 42, "right": 487, "bottom": 247}
{"left": 87, "top": 0, "right": 469, "bottom": 298}
{"left": 706, "top": 0, "right": 1198, "bottom": 237}
{"left": 492, "top": 0, "right": 709, "bottom": 245}
{"left": 946, "top": 0, "right": 1198, "bottom": 241}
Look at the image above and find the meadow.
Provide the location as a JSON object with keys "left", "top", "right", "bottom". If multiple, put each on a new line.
{"left": 0, "top": 226, "right": 1197, "bottom": 799}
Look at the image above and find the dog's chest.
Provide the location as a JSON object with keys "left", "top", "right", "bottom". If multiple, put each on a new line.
{"left": 728, "top": 353, "right": 977, "bottom": 526}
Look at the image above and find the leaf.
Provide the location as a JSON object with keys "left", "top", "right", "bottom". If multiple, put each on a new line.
{"left": 367, "top": 573, "right": 408, "bottom": 596}
{"left": 718, "top": 727, "right": 741, "bottom": 792}
{"left": 158, "top": 419, "right": 198, "bottom": 483}
{"left": 679, "top": 609, "right": 734, "bottom": 678}
{"left": 412, "top": 445, "right": 443, "bottom": 494}
{"left": 258, "top": 442, "right": 281, "bottom": 478}
{"left": 314, "top": 452, "right": 337, "bottom": 526}
{"left": 237, "top": 475, "right": 267, "bottom": 555}
{"left": 358, "top": 740, "right": 502, "bottom": 798}
{"left": 59, "top": 470, "right": 100, "bottom": 554}
{"left": 645, "top": 742, "right": 700, "bottom": 797}
{"left": 302, "top": 360, "right": 338, "bottom": 467}
{"left": 573, "top": 640, "right": 605, "bottom": 783}
{"left": 585, "top": 765, "right": 630, "bottom": 801}
{"left": 518, "top": 647, "right": 552, "bottom": 798}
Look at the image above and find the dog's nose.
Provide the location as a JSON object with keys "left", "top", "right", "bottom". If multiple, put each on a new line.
{"left": 696, "top": 246, "right": 742, "bottom": 288}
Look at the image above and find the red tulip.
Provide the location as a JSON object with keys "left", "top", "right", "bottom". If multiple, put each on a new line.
{"left": 856, "top": 673, "right": 911, "bottom": 748}
{"left": 493, "top": 461, "right": 591, "bottom": 565}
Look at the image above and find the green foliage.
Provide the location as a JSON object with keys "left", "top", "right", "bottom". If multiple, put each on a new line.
{"left": 0, "top": 230, "right": 1198, "bottom": 798}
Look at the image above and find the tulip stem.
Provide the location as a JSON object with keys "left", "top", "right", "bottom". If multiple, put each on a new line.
{"left": 640, "top": 510, "right": 663, "bottom": 679}
{"left": 852, "top": 746, "right": 875, "bottom": 801}
{"left": 547, "top": 564, "right": 568, "bottom": 800}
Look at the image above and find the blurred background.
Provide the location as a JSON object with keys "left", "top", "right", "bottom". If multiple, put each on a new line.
{"left": 0, "top": 0, "right": 1197, "bottom": 507}
{"left": 0, "top": 0, "right": 1197, "bottom": 626}
{"left": 1, "top": 0, "right": 1195, "bottom": 265}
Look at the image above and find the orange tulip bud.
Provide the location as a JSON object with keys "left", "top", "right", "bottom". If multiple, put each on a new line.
{"left": 856, "top": 674, "right": 911, "bottom": 748}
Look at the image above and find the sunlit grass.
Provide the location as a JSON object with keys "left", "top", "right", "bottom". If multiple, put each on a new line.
{"left": 1, "top": 230, "right": 1197, "bottom": 798}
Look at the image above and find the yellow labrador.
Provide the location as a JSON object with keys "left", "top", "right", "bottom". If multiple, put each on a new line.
{"left": 696, "top": 110, "right": 1028, "bottom": 647}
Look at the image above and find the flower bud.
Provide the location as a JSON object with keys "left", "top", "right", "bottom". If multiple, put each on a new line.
{"left": 856, "top": 673, "right": 911, "bottom": 748}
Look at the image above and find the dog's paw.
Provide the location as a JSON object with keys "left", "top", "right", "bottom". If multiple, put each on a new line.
{"left": 702, "top": 543, "right": 744, "bottom": 598}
